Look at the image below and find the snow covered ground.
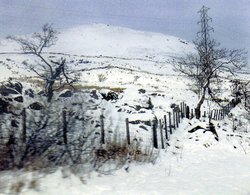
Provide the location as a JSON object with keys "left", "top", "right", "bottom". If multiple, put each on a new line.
{"left": 0, "top": 24, "right": 250, "bottom": 195}
{"left": 1, "top": 115, "right": 250, "bottom": 195}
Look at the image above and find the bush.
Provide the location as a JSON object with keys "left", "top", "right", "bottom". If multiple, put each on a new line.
{"left": 92, "top": 135, "right": 159, "bottom": 174}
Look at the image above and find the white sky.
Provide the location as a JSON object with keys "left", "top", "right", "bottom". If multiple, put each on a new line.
{"left": 0, "top": 0, "right": 249, "bottom": 59}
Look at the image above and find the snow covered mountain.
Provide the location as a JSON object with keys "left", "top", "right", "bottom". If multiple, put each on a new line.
{"left": 54, "top": 24, "right": 195, "bottom": 58}
{"left": 0, "top": 24, "right": 196, "bottom": 81}
{"left": 0, "top": 24, "right": 195, "bottom": 57}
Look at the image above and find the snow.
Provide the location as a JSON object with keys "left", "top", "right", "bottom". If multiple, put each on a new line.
{"left": 0, "top": 24, "right": 196, "bottom": 81}
{"left": 0, "top": 24, "right": 250, "bottom": 195}
{"left": 1, "top": 118, "right": 249, "bottom": 195}
{"left": 52, "top": 24, "right": 195, "bottom": 58}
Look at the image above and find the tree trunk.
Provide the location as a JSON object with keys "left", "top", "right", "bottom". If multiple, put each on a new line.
{"left": 46, "top": 81, "right": 54, "bottom": 102}
{"left": 195, "top": 87, "right": 206, "bottom": 119}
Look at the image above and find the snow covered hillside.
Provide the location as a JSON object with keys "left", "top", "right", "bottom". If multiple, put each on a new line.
{"left": 0, "top": 24, "right": 194, "bottom": 57}
{"left": 0, "top": 24, "right": 250, "bottom": 195}
{"left": 0, "top": 24, "right": 196, "bottom": 81}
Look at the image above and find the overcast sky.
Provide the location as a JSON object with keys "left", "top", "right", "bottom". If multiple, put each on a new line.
{"left": 0, "top": 0, "right": 249, "bottom": 58}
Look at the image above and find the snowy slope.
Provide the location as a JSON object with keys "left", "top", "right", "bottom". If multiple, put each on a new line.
{"left": 0, "top": 24, "right": 195, "bottom": 58}
{"left": 54, "top": 24, "right": 195, "bottom": 58}
{"left": 0, "top": 24, "right": 250, "bottom": 195}
{"left": 0, "top": 24, "right": 196, "bottom": 81}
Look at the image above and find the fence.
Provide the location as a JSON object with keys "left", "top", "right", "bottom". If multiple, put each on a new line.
{"left": 97, "top": 98, "right": 240, "bottom": 149}
{"left": 0, "top": 97, "right": 240, "bottom": 154}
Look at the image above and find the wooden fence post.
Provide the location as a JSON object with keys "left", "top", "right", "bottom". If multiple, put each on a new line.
{"left": 100, "top": 115, "right": 105, "bottom": 144}
{"left": 216, "top": 110, "right": 219, "bottom": 120}
{"left": 164, "top": 115, "right": 169, "bottom": 140}
{"left": 214, "top": 110, "right": 218, "bottom": 120}
{"left": 125, "top": 118, "right": 130, "bottom": 145}
{"left": 175, "top": 111, "right": 179, "bottom": 128}
{"left": 184, "top": 104, "right": 186, "bottom": 118}
{"left": 159, "top": 119, "right": 164, "bottom": 149}
{"left": 152, "top": 117, "right": 158, "bottom": 149}
{"left": 220, "top": 109, "right": 223, "bottom": 120}
{"left": 203, "top": 111, "right": 206, "bottom": 118}
{"left": 168, "top": 112, "right": 173, "bottom": 134}
{"left": 172, "top": 110, "right": 176, "bottom": 129}
{"left": 63, "top": 109, "right": 68, "bottom": 146}
{"left": 191, "top": 108, "right": 194, "bottom": 119}
{"left": 186, "top": 105, "right": 190, "bottom": 119}
{"left": 210, "top": 110, "right": 214, "bottom": 120}
{"left": 22, "top": 108, "right": 26, "bottom": 143}
{"left": 195, "top": 108, "right": 201, "bottom": 119}
{"left": 181, "top": 102, "right": 184, "bottom": 118}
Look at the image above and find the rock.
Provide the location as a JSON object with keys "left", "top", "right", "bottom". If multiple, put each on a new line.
{"left": 25, "top": 89, "right": 34, "bottom": 98}
{"left": 188, "top": 123, "right": 219, "bottom": 141}
{"left": 95, "top": 124, "right": 100, "bottom": 128}
{"left": 38, "top": 91, "right": 46, "bottom": 96}
{"left": 134, "top": 105, "right": 142, "bottom": 111}
{"left": 0, "top": 98, "right": 10, "bottom": 114}
{"left": 171, "top": 103, "right": 180, "bottom": 112}
{"left": 143, "top": 120, "right": 151, "bottom": 126}
{"left": 0, "top": 88, "right": 18, "bottom": 96}
{"left": 90, "top": 90, "right": 99, "bottom": 100}
{"left": 129, "top": 120, "right": 141, "bottom": 124}
{"left": 139, "top": 125, "right": 148, "bottom": 131}
{"left": 14, "top": 96, "right": 23, "bottom": 103}
{"left": 170, "top": 103, "right": 177, "bottom": 109}
{"left": 59, "top": 90, "right": 73, "bottom": 98}
{"left": 88, "top": 99, "right": 95, "bottom": 103}
{"left": 0, "top": 80, "right": 23, "bottom": 96}
{"left": 6, "top": 80, "right": 23, "bottom": 93}
{"left": 101, "top": 91, "right": 118, "bottom": 101}
{"left": 28, "top": 102, "right": 44, "bottom": 110}
{"left": 188, "top": 125, "right": 205, "bottom": 133}
{"left": 147, "top": 97, "right": 154, "bottom": 109}
{"left": 138, "top": 89, "right": 146, "bottom": 94}
{"left": 129, "top": 120, "right": 151, "bottom": 126}
{"left": 206, "top": 122, "right": 219, "bottom": 139}
{"left": 11, "top": 120, "right": 19, "bottom": 127}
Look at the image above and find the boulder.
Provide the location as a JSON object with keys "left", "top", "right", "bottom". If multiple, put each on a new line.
{"left": 14, "top": 96, "right": 23, "bottom": 103}
{"left": 0, "top": 80, "right": 23, "bottom": 96}
{"left": 90, "top": 90, "right": 99, "bottom": 100}
{"left": 25, "top": 89, "right": 34, "bottom": 98}
{"left": 28, "top": 102, "right": 44, "bottom": 110}
{"left": 11, "top": 120, "right": 19, "bottom": 127}
{"left": 59, "top": 90, "right": 73, "bottom": 98}
{"left": 0, "top": 87, "right": 18, "bottom": 96}
{"left": 138, "top": 89, "right": 146, "bottom": 94}
{"left": 0, "top": 98, "right": 10, "bottom": 114}
{"left": 101, "top": 91, "right": 118, "bottom": 101}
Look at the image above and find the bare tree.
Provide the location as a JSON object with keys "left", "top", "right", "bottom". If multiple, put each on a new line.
{"left": 7, "top": 24, "right": 78, "bottom": 102}
{"left": 174, "top": 6, "right": 247, "bottom": 118}
{"left": 244, "top": 83, "right": 250, "bottom": 112}
{"left": 232, "top": 80, "right": 250, "bottom": 112}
